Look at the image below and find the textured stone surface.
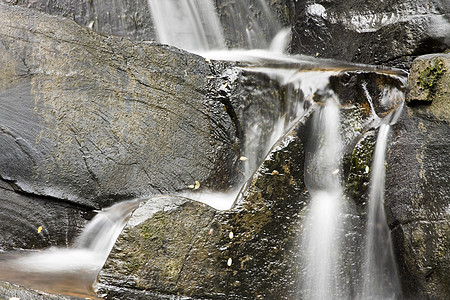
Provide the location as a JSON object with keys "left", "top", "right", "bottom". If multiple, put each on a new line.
{"left": 2, "top": 0, "right": 156, "bottom": 41}
{"left": 406, "top": 53, "right": 450, "bottom": 106}
{"left": 290, "top": 0, "right": 450, "bottom": 68}
{"left": 97, "top": 112, "right": 312, "bottom": 299}
{"left": 0, "top": 178, "right": 91, "bottom": 250}
{"left": 0, "top": 3, "right": 239, "bottom": 209}
{"left": 385, "top": 53, "right": 450, "bottom": 298}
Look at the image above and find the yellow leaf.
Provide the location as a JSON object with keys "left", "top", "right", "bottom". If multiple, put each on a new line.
{"left": 227, "top": 258, "right": 232, "bottom": 266}
{"left": 194, "top": 180, "right": 200, "bottom": 190}
{"left": 229, "top": 231, "right": 234, "bottom": 239}
{"left": 365, "top": 165, "right": 370, "bottom": 174}
{"left": 37, "top": 226, "right": 43, "bottom": 234}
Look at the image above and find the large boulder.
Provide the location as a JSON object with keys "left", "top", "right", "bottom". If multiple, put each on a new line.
{"left": 0, "top": 3, "right": 239, "bottom": 209}
{"left": 290, "top": 0, "right": 450, "bottom": 68}
{"left": 385, "top": 53, "right": 450, "bottom": 298}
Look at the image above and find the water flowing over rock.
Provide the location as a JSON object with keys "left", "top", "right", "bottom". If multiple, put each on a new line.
{"left": 0, "top": 3, "right": 240, "bottom": 209}
{"left": 97, "top": 115, "right": 311, "bottom": 299}
{"left": 97, "top": 67, "right": 406, "bottom": 299}
{"left": 290, "top": 0, "right": 450, "bottom": 68}
{"left": 385, "top": 53, "right": 450, "bottom": 299}
{"left": 1, "top": 1, "right": 450, "bottom": 299}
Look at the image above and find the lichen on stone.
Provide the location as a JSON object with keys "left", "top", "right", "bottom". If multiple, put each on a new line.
{"left": 418, "top": 59, "right": 446, "bottom": 95}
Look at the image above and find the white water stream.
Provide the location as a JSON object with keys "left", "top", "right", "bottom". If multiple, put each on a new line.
{"left": 300, "top": 97, "right": 346, "bottom": 299}
{"left": 0, "top": 199, "right": 140, "bottom": 298}
{"left": 147, "top": 0, "right": 225, "bottom": 51}
{"left": 360, "top": 118, "right": 402, "bottom": 299}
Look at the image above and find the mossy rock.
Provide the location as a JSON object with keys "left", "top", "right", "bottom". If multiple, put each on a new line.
{"left": 407, "top": 53, "right": 449, "bottom": 107}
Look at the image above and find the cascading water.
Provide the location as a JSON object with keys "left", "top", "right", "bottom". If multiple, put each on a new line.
{"left": 300, "top": 96, "right": 347, "bottom": 299}
{"left": 0, "top": 199, "right": 140, "bottom": 297}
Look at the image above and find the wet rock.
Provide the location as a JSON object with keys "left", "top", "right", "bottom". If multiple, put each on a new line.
{"left": 214, "top": 0, "right": 282, "bottom": 49}
{"left": 97, "top": 111, "right": 313, "bottom": 299}
{"left": 385, "top": 53, "right": 450, "bottom": 298}
{"left": 290, "top": 0, "right": 450, "bottom": 68}
{"left": 0, "top": 4, "right": 239, "bottom": 208}
{"left": 97, "top": 71, "right": 404, "bottom": 298}
{"left": 2, "top": 0, "right": 156, "bottom": 42}
{"left": 3, "top": 0, "right": 294, "bottom": 50}
{"left": 0, "top": 179, "right": 91, "bottom": 250}
{"left": 330, "top": 70, "right": 406, "bottom": 118}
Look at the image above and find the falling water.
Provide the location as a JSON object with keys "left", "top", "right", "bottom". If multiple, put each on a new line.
{"left": 360, "top": 118, "right": 402, "bottom": 299}
{"left": 0, "top": 199, "right": 140, "bottom": 297}
{"left": 147, "top": 0, "right": 225, "bottom": 51}
{"left": 299, "top": 95, "right": 348, "bottom": 299}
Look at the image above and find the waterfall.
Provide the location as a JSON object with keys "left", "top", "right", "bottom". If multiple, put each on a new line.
{"left": 147, "top": 0, "right": 281, "bottom": 52}
{"left": 0, "top": 2, "right": 407, "bottom": 299}
{"left": 360, "top": 120, "right": 402, "bottom": 299}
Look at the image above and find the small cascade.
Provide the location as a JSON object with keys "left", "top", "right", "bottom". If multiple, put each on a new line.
{"left": 0, "top": 200, "right": 140, "bottom": 297}
{"left": 75, "top": 199, "right": 140, "bottom": 255}
{"left": 360, "top": 115, "right": 402, "bottom": 299}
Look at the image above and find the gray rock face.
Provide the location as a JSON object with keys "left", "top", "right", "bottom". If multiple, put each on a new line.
{"left": 385, "top": 53, "right": 450, "bottom": 299}
{"left": 0, "top": 4, "right": 239, "bottom": 209}
{"left": 97, "top": 114, "right": 312, "bottom": 299}
{"left": 2, "top": 0, "right": 156, "bottom": 41}
{"left": 290, "top": 0, "right": 450, "bottom": 68}
{"left": 3, "top": 0, "right": 292, "bottom": 50}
